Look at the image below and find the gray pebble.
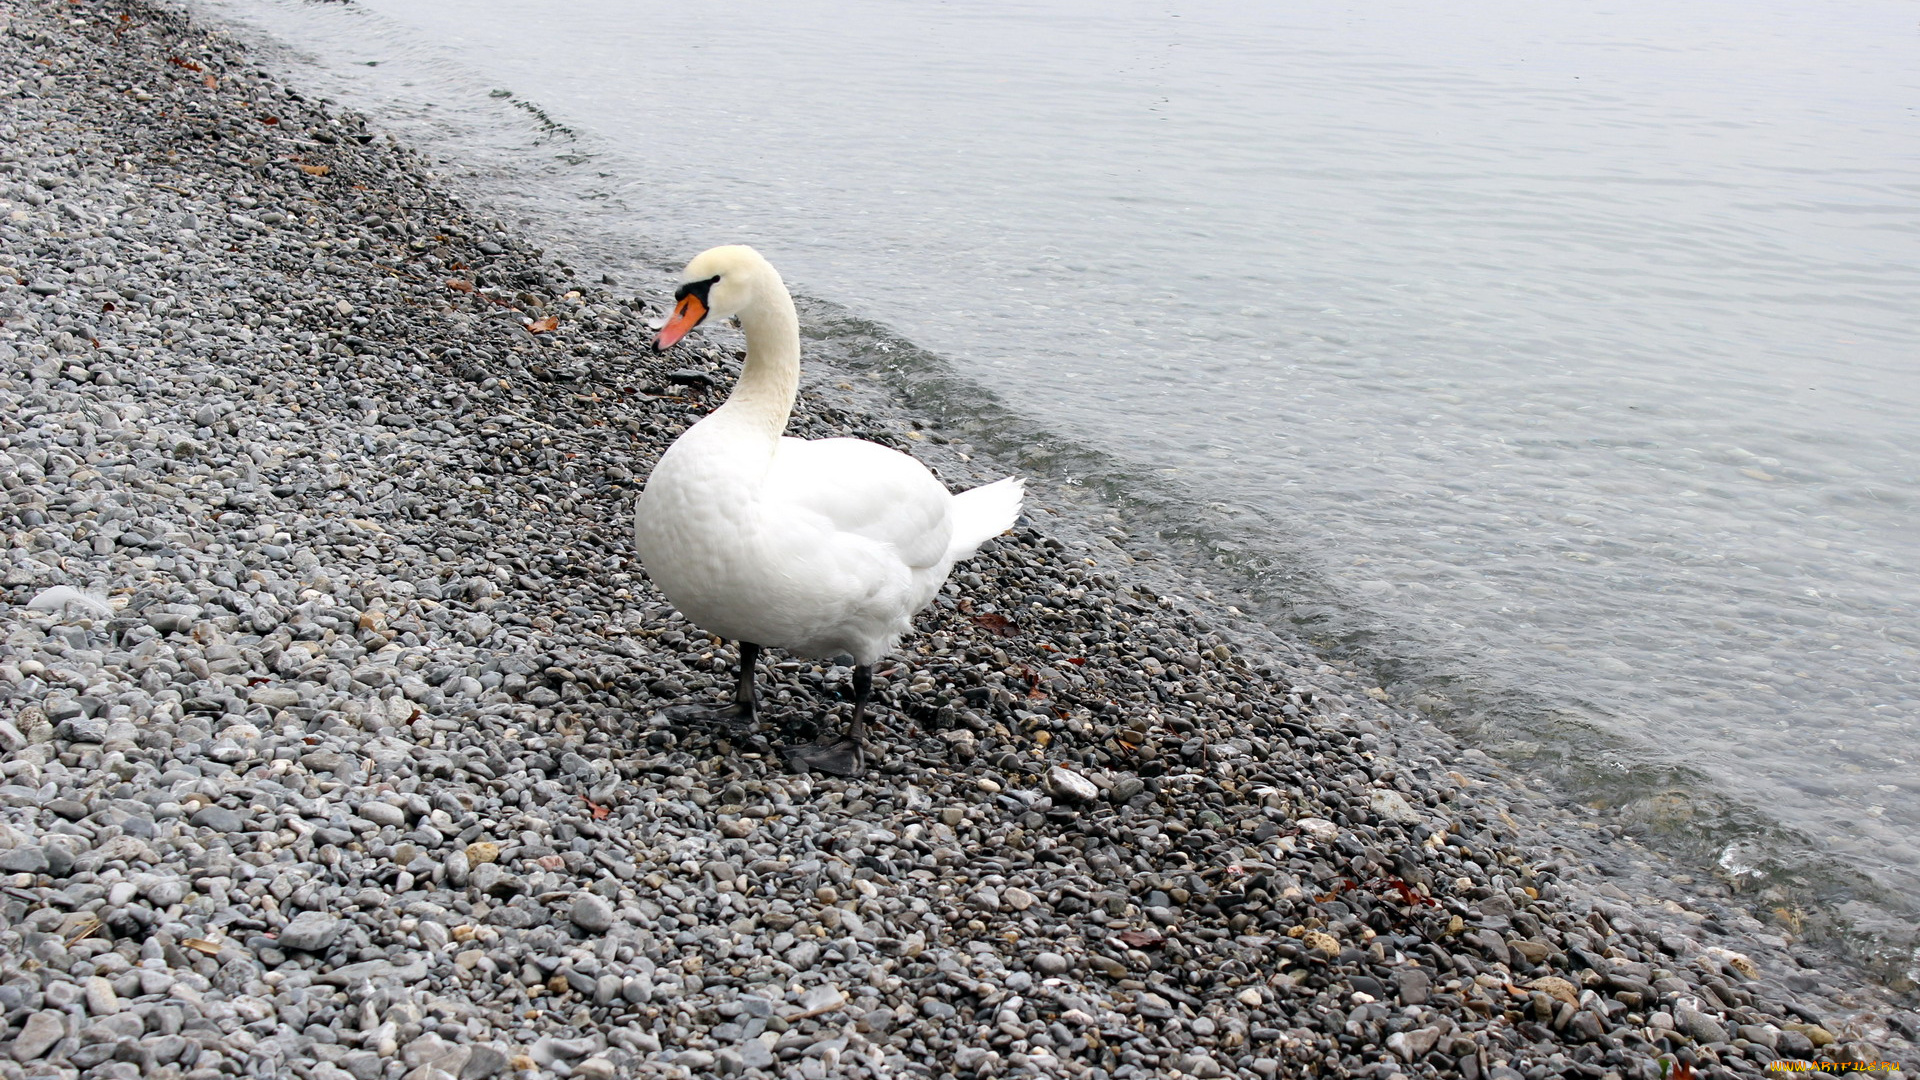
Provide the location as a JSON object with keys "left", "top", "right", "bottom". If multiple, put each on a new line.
{"left": 570, "top": 891, "right": 615, "bottom": 934}
{"left": 278, "top": 911, "right": 346, "bottom": 952}
{"left": 188, "top": 805, "right": 246, "bottom": 832}
{"left": 8, "top": 1011, "right": 64, "bottom": 1060}
{"left": 359, "top": 801, "right": 406, "bottom": 829}
{"left": 0, "top": 846, "right": 49, "bottom": 874}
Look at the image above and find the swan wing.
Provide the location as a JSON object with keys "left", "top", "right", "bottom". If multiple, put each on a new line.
{"left": 766, "top": 437, "right": 953, "bottom": 569}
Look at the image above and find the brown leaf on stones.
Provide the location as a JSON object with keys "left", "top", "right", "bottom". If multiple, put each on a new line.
{"left": 971, "top": 613, "right": 1015, "bottom": 637}
{"left": 1118, "top": 930, "right": 1164, "bottom": 950}
{"left": 583, "top": 796, "right": 609, "bottom": 821}
{"left": 182, "top": 938, "right": 224, "bottom": 956}
{"left": 299, "top": 165, "right": 330, "bottom": 176}
{"left": 1020, "top": 667, "right": 1044, "bottom": 698}
{"left": 446, "top": 279, "right": 475, "bottom": 293}
{"left": 526, "top": 315, "right": 559, "bottom": 333}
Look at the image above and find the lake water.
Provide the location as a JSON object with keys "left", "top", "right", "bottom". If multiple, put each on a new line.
{"left": 202, "top": 0, "right": 1920, "bottom": 978}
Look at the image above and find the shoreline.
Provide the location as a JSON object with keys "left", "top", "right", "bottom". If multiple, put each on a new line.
{"left": 0, "top": 2, "right": 1913, "bottom": 1080}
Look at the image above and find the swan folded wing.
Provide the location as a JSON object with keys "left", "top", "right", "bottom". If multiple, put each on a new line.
{"left": 767, "top": 437, "right": 953, "bottom": 569}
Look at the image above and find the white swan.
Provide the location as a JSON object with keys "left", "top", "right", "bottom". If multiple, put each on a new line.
{"left": 634, "top": 245, "right": 1023, "bottom": 776}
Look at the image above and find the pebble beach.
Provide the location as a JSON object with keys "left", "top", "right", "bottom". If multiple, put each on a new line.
{"left": 0, "top": 2, "right": 1915, "bottom": 1080}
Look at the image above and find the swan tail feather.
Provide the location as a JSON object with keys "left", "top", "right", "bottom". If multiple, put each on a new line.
{"left": 946, "top": 476, "right": 1024, "bottom": 563}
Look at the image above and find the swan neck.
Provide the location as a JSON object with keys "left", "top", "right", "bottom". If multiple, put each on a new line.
{"left": 717, "top": 284, "right": 800, "bottom": 437}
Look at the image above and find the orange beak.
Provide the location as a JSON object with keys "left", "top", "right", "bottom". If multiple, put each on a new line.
{"left": 653, "top": 293, "right": 707, "bottom": 352}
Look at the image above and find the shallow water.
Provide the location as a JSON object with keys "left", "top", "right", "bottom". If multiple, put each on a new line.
{"left": 204, "top": 0, "right": 1920, "bottom": 973}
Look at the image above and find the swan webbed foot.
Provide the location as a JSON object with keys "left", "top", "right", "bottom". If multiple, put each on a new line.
{"left": 655, "top": 700, "right": 757, "bottom": 737}
{"left": 783, "top": 732, "right": 867, "bottom": 778}
{"left": 655, "top": 641, "right": 761, "bottom": 737}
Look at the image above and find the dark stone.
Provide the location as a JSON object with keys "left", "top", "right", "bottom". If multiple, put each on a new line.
{"left": 1349, "top": 975, "right": 1386, "bottom": 1001}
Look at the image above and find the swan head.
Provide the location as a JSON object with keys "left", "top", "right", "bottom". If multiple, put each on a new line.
{"left": 653, "top": 245, "right": 777, "bottom": 352}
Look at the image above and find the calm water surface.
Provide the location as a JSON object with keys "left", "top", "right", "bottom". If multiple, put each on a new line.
{"left": 205, "top": 0, "right": 1920, "bottom": 971}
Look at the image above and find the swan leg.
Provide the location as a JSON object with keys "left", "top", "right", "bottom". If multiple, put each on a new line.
{"left": 657, "top": 641, "right": 760, "bottom": 734}
{"left": 784, "top": 664, "right": 870, "bottom": 778}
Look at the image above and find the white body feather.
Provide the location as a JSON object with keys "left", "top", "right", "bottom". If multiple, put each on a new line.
{"left": 26, "top": 586, "right": 114, "bottom": 620}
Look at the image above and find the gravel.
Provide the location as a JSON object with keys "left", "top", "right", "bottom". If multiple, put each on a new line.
{"left": 1, "top": 1, "right": 1916, "bottom": 1079}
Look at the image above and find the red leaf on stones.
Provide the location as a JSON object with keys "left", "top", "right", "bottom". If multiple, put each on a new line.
{"left": 168, "top": 56, "right": 203, "bottom": 72}
{"left": 1378, "top": 877, "right": 1435, "bottom": 908}
{"left": 583, "top": 797, "right": 609, "bottom": 821}
{"left": 261, "top": 116, "right": 280, "bottom": 125}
